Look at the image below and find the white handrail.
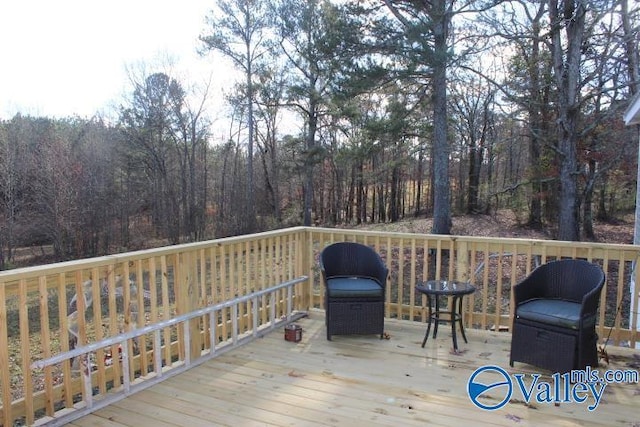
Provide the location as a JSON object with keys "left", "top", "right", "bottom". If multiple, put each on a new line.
{"left": 31, "top": 276, "right": 308, "bottom": 370}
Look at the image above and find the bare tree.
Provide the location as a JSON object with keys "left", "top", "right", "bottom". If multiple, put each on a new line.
{"left": 450, "top": 73, "right": 497, "bottom": 214}
{"left": 254, "top": 66, "right": 288, "bottom": 225}
{"left": 28, "top": 119, "right": 82, "bottom": 259}
{"left": 168, "top": 78, "right": 212, "bottom": 241}
{"left": 0, "top": 119, "right": 22, "bottom": 267}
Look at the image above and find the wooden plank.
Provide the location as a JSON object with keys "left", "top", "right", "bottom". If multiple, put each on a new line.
{"left": 235, "top": 318, "right": 638, "bottom": 426}
{"left": 107, "top": 267, "right": 122, "bottom": 389}
{"left": 83, "top": 403, "right": 181, "bottom": 427}
{"left": 68, "top": 413, "right": 130, "bottom": 427}
{"left": 114, "top": 394, "right": 239, "bottom": 427}
{"left": 0, "top": 282, "right": 11, "bottom": 426}
{"left": 160, "top": 255, "right": 172, "bottom": 367}
{"left": 19, "top": 279, "right": 34, "bottom": 425}
{"left": 147, "top": 257, "right": 160, "bottom": 372}
{"left": 72, "top": 314, "right": 640, "bottom": 427}
{"left": 176, "top": 369, "right": 433, "bottom": 427}
{"left": 38, "top": 276, "right": 55, "bottom": 417}
{"left": 126, "top": 388, "right": 281, "bottom": 427}
{"left": 495, "top": 244, "right": 504, "bottom": 329}
{"left": 57, "top": 272, "right": 74, "bottom": 407}
{"left": 218, "top": 245, "right": 228, "bottom": 341}
{"left": 122, "top": 262, "right": 135, "bottom": 383}
{"left": 161, "top": 377, "right": 365, "bottom": 427}
{"left": 135, "top": 260, "right": 149, "bottom": 376}
{"left": 91, "top": 267, "right": 107, "bottom": 396}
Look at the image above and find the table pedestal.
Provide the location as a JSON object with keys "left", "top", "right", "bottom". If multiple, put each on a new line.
{"left": 416, "top": 280, "right": 475, "bottom": 351}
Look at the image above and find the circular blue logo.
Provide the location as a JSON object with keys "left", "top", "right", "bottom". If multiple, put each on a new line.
{"left": 467, "top": 365, "right": 513, "bottom": 410}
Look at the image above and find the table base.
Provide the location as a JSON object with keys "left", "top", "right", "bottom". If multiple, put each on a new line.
{"left": 421, "top": 294, "right": 468, "bottom": 351}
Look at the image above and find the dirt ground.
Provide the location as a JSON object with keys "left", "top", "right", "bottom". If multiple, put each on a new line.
{"left": 9, "top": 210, "right": 636, "bottom": 270}
{"left": 360, "top": 210, "right": 635, "bottom": 245}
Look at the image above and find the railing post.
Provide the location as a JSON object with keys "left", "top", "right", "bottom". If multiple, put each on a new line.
{"left": 176, "top": 251, "right": 201, "bottom": 362}
{"left": 455, "top": 240, "right": 471, "bottom": 326}
{"left": 299, "top": 228, "right": 312, "bottom": 310}
{"left": 455, "top": 240, "right": 470, "bottom": 283}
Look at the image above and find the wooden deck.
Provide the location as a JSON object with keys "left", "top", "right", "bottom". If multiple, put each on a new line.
{"left": 68, "top": 312, "right": 639, "bottom": 427}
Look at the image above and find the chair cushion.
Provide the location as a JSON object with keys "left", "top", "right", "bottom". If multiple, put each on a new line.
{"left": 516, "top": 299, "right": 587, "bottom": 330}
{"left": 326, "top": 277, "right": 383, "bottom": 298}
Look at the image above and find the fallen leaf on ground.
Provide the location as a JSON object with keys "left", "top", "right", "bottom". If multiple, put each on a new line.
{"left": 505, "top": 414, "right": 522, "bottom": 423}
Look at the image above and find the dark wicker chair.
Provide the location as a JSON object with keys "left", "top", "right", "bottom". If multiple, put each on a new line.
{"left": 509, "top": 259, "right": 605, "bottom": 373}
{"left": 319, "top": 242, "right": 388, "bottom": 340}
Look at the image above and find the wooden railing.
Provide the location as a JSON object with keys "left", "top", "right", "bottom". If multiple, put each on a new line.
{"left": 31, "top": 277, "right": 308, "bottom": 427}
{"left": 307, "top": 229, "right": 640, "bottom": 347}
{"left": 1, "top": 226, "right": 639, "bottom": 426}
{"left": 0, "top": 228, "right": 309, "bottom": 426}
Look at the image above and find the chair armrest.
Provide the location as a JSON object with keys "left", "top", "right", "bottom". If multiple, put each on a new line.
{"left": 373, "top": 264, "right": 389, "bottom": 287}
{"left": 580, "top": 281, "right": 604, "bottom": 317}
{"left": 513, "top": 274, "right": 544, "bottom": 305}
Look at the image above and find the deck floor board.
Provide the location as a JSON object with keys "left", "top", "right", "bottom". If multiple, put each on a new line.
{"left": 69, "top": 312, "right": 639, "bottom": 427}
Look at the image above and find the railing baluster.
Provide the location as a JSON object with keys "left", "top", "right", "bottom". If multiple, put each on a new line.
{"left": 209, "top": 310, "right": 217, "bottom": 355}
{"left": 154, "top": 329, "right": 162, "bottom": 378}
{"left": 82, "top": 353, "right": 93, "bottom": 408}
{"left": 232, "top": 303, "right": 238, "bottom": 345}
{"left": 183, "top": 321, "right": 191, "bottom": 367}
{"left": 287, "top": 286, "right": 292, "bottom": 322}
{"left": 121, "top": 340, "right": 130, "bottom": 394}
{"left": 0, "top": 282, "right": 12, "bottom": 427}
{"left": 253, "top": 296, "right": 259, "bottom": 336}
{"left": 270, "top": 292, "right": 276, "bottom": 331}
{"left": 19, "top": 279, "right": 34, "bottom": 425}
{"left": 38, "top": 276, "right": 54, "bottom": 417}
{"left": 90, "top": 267, "right": 106, "bottom": 395}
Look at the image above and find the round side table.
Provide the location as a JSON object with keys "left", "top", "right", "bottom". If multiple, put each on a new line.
{"left": 415, "top": 280, "right": 476, "bottom": 351}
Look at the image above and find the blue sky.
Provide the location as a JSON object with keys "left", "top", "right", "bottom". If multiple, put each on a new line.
{"left": 0, "top": 0, "right": 223, "bottom": 120}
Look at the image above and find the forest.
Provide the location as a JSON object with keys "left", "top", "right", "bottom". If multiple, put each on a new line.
{"left": 0, "top": 0, "right": 638, "bottom": 269}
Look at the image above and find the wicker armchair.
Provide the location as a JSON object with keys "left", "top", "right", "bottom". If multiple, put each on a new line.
{"left": 509, "top": 259, "right": 605, "bottom": 373}
{"left": 319, "top": 242, "right": 388, "bottom": 340}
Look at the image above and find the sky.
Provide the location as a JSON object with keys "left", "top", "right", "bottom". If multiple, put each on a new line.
{"left": 0, "top": 1, "right": 229, "bottom": 121}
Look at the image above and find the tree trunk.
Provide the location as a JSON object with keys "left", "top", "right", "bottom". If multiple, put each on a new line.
{"left": 303, "top": 99, "right": 318, "bottom": 226}
{"left": 390, "top": 165, "right": 400, "bottom": 222}
{"left": 245, "top": 41, "right": 257, "bottom": 233}
{"left": 467, "top": 145, "right": 481, "bottom": 214}
{"left": 550, "top": 0, "right": 585, "bottom": 241}
{"left": 526, "top": 5, "right": 546, "bottom": 229}
{"left": 355, "top": 160, "right": 365, "bottom": 224}
{"left": 582, "top": 159, "right": 596, "bottom": 240}
{"left": 431, "top": 0, "right": 451, "bottom": 234}
{"left": 414, "top": 148, "right": 424, "bottom": 217}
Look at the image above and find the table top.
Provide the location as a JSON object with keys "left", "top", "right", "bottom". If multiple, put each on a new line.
{"left": 415, "top": 280, "right": 476, "bottom": 296}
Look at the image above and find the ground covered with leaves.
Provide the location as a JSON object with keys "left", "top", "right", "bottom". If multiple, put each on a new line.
{"left": 360, "top": 210, "right": 634, "bottom": 244}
